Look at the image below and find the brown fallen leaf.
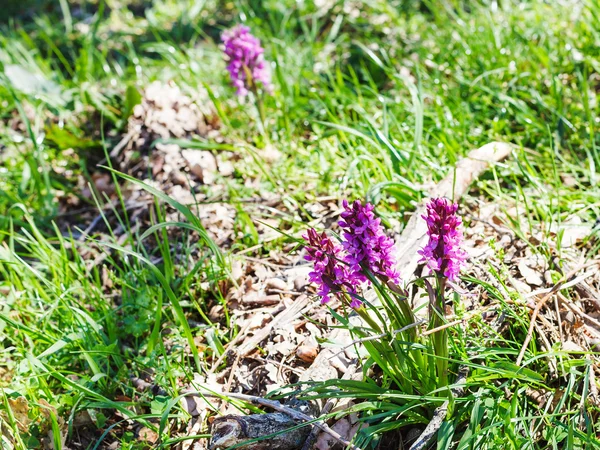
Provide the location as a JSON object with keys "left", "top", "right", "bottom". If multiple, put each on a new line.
{"left": 182, "top": 149, "right": 218, "bottom": 184}
{"left": 265, "top": 277, "right": 288, "bottom": 292}
{"left": 7, "top": 396, "right": 31, "bottom": 432}
{"left": 296, "top": 345, "right": 319, "bottom": 363}
{"left": 518, "top": 259, "right": 544, "bottom": 287}
{"left": 92, "top": 173, "right": 116, "bottom": 196}
{"left": 560, "top": 173, "right": 577, "bottom": 187}
{"left": 315, "top": 404, "right": 363, "bottom": 450}
{"left": 217, "top": 153, "right": 235, "bottom": 176}
{"left": 115, "top": 80, "right": 223, "bottom": 195}
{"left": 138, "top": 426, "right": 159, "bottom": 444}
{"left": 260, "top": 144, "right": 283, "bottom": 163}
{"left": 81, "top": 173, "right": 116, "bottom": 199}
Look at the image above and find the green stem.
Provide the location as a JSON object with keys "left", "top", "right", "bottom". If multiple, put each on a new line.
{"left": 431, "top": 276, "right": 448, "bottom": 389}
{"left": 245, "top": 64, "right": 266, "bottom": 136}
{"left": 393, "top": 292, "right": 429, "bottom": 386}
{"left": 355, "top": 306, "right": 383, "bottom": 333}
{"left": 342, "top": 291, "right": 382, "bottom": 333}
{"left": 255, "top": 91, "right": 266, "bottom": 134}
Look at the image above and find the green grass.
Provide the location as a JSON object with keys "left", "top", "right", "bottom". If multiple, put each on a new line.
{"left": 1, "top": 0, "right": 600, "bottom": 448}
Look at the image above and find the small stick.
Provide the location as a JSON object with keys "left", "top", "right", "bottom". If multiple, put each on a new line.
{"left": 184, "top": 390, "right": 361, "bottom": 450}
{"left": 223, "top": 353, "right": 243, "bottom": 396}
{"left": 421, "top": 317, "right": 464, "bottom": 336}
{"left": 250, "top": 355, "right": 304, "bottom": 375}
{"left": 421, "top": 309, "right": 487, "bottom": 337}
{"left": 267, "top": 289, "right": 304, "bottom": 297}
{"left": 554, "top": 295, "right": 564, "bottom": 347}
{"left": 557, "top": 292, "right": 600, "bottom": 330}
{"left": 408, "top": 366, "right": 469, "bottom": 450}
{"left": 331, "top": 321, "right": 425, "bottom": 359}
{"left": 516, "top": 261, "right": 600, "bottom": 366}
{"left": 523, "top": 272, "right": 597, "bottom": 299}
{"left": 109, "top": 129, "right": 135, "bottom": 158}
{"left": 561, "top": 261, "right": 600, "bottom": 311}
{"left": 209, "top": 321, "right": 253, "bottom": 373}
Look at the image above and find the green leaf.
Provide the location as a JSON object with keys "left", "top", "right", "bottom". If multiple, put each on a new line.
{"left": 37, "top": 335, "right": 77, "bottom": 359}
{"left": 123, "top": 85, "right": 142, "bottom": 121}
{"left": 437, "top": 420, "right": 455, "bottom": 450}
{"left": 98, "top": 240, "right": 203, "bottom": 371}
{"left": 205, "top": 328, "right": 225, "bottom": 357}
{"left": 46, "top": 125, "right": 99, "bottom": 150}
{"left": 150, "top": 396, "right": 169, "bottom": 415}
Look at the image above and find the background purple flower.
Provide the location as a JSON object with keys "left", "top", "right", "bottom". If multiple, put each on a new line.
{"left": 338, "top": 200, "right": 401, "bottom": 285}
{"left": 418, "top": 197, "right": 467, "bottom": 282}
{"left": 303, "top": 228, "right": 362, "bottom": 307}
{"left": 221, "top": 25, "right": 272, "bottom": 96}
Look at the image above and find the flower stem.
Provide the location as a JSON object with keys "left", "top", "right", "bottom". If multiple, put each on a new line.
{"left": 431, "top": 275, "right": 448, "bottom": 389}
{"left": 351, "top": 301, "right": 382, "bottom": 334}
{"left": 255, "top": 91, "right": 266, "bottom": 134}
{"left": 247, "top": 76, "right": 266, "bottom": 135}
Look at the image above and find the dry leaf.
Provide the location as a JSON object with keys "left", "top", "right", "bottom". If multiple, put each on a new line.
{"left": 518, "top": 259, "right": 544, "bottom": 286}
{"left": 559, "top": 216, "right": 592, "bottom": 248}
{"left": 138, "top": 427, "right": 159, "bottom": 444}
{"left": 217, "top": 154, "right": 235, "bottom": 176}
{"left": 315, "top": 402, "right": 363, "bottom": 450}
{"left": 562, "top": 340, "right": 584, "bottom": 353}
{"left": 265, "top": 277, "right": 288, "bottom": 292}
{"left": 284, "top": 266, "right": 312, "bottom": 291}
{"left": 182, "top": 149, "right": 218, "bottom": 184}
{"left": 260, "top": 144, "right": 282, "bottom": 163}
{"left": 560, "top": 173, "right": 577, "bottom": 187}
{"left": 296, "top": 345, "right": 318, "bottom": 363}
{"left": 7, "top": 397, "right": 30, "bottom": 433}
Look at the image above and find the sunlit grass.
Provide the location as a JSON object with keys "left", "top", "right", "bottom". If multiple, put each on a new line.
{"left": 1, "top": 0, "right": 600, "bottom": 448}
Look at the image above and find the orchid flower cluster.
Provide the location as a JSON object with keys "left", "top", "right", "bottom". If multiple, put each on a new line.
{"left": 418, "top": 197, "right": 468, "bottom": 283}
{"left": 303, "top": 197, "right": 467, "bottom": 391}
{"left": 304, "top": 198, "right": 466, "bottom": 307}
{"left": 221, "top": 25, "right": 272, "bottom": 97}
{"left": 303, "top": 200, "right": 401, "bottom": 309}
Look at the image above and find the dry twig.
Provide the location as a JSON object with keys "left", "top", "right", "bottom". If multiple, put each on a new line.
{"left": 516, "top": 261, "right": 600, "bottom": 366}
{"left": 331, "top": 320, "right": 426, "bottom": 359}
{"left": 408, "top": 366, "right": 469, "bottom": 450}
{"left": 557, "top": 292, "right": 600, "bottom": 331}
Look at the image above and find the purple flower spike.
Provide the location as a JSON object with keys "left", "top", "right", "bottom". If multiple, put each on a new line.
{"left": 338, "top": 200, "right": 401, "bottom": 285}
{"left": 221, "top": 25, "right": 272, "bottom": 97}
{"left": 418, "top": 198, "right": 468, "bottom": 282}
{"left": 303, "top": 228, "right": 362, "bottom": 306}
